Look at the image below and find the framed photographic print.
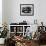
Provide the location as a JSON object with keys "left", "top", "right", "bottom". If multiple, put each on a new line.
{"left": 20, "top": 4, "right": 34, "bottom": 16}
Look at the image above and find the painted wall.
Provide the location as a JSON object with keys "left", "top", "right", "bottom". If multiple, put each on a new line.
{"left": 2, "top": 0, "right": 46, "bottom": 26}
{"left": 0, "top": 0, "right": 2, "bottom": 27}
{"left": 2, "top": 0, "right": 8, "bottom": 24}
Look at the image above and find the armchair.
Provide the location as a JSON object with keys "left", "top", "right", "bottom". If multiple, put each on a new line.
{"left": 38, "top": 26, "right": 46, "bottom": 45}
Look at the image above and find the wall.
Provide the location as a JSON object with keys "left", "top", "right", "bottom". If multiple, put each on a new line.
{"left": 2, "top": 0, "right": 46, "bottom": 26}
{"left": 7, "top": 0, "right": 36, "bottom": 24}
{"left": 2, "top": 0, "right": 8, "bottom": 24}
{"left": 0, "top": 0, "right": 2, "bottom": 27}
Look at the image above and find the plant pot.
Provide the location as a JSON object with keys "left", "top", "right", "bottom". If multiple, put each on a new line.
{"left": 0, "top": 38, "right": 5, "bottom": 44}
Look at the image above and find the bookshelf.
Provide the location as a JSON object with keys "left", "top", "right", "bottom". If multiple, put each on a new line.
{"left": 9, "top": 25, "right": 30, "bottom": 37}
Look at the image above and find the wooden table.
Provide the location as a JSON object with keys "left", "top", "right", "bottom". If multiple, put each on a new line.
{"left": 12, "top": 39, "right": 39, "bottom": 46}
{"left": 12, "top": 39, "right": 32, "bottom": 46}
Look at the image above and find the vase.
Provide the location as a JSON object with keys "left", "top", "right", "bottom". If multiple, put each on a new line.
{"left": 0, "top": 38, "right": 5, "bottom": 44}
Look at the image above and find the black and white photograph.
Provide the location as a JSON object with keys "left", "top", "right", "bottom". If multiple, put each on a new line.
{"left": 20, "top": 4, "right": 34, "bottom": 16}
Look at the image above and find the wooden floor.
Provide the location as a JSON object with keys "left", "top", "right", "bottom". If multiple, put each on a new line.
{"left": 0, "top": 44, "right": 4, "bottom": 46}
{"left": 0, "top": 44, "right": 46, "bottom": 46}
{"left": 40, "top": 45, "right": 46, "bottom": 46}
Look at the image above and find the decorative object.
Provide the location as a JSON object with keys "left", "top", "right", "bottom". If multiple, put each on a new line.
{"left": 20, "top": 4, "right": 34, "bottom": 16}
{"left": 0, "top": 38, "right": 5, "bottom": 44}
{"left": 26, "top": 27, "right": 32, "bottom": 40}
{"left": 0, "top": 22, "right": 9, "bottom": 44}
{"left": 34, "top": 19, "right": 37, "bottom": 24}
{"left": 0, "top": 23, "right": 9, "bottom": 38}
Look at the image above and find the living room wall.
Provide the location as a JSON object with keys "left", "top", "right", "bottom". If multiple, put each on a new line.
{"left": 0, "top": 0, "right": 2, "bottom": 27}
{"left": 2, "top": 0, "right": 46, "bottom": 26}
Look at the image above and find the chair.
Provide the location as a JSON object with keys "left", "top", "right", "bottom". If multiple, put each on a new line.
{"left": 5, "top": 38, "right": 15, "bottom": 46}
{"left": 38, "top": 26, "right": 46, "bottom": 45}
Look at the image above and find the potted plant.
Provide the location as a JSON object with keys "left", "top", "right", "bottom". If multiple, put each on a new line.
{"left": 0, "top": 23, "right": 9, "bottom": 44}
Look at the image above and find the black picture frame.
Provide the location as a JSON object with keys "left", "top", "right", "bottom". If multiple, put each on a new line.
{"left": 20, "top": 4, "right": 34, "bottom": 16}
